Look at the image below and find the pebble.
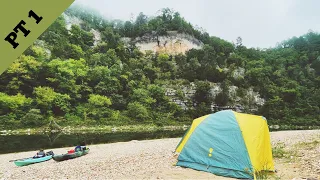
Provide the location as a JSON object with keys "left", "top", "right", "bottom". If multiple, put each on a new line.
{"left": 0, "top": 130, "right": 319, "bottom": 179}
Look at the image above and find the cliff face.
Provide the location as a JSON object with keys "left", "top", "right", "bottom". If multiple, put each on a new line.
{"left": 122, "top": 31, "right": 203, "bottom": 55}
{"left": 165, "top": 82, "right": 265, "bottom": 112}
{"left": 63, "top": 13, "right": 202, "bottom": 55}
{"left": 61, "top": 13, "right": 265, "bottom": 112}
{"left": 63, "top": 13, "right": 102, "bottom": 46}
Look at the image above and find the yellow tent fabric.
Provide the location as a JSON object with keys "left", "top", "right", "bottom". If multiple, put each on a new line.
{"left": 234, "top": 112, "right": 275, "bottom": 172}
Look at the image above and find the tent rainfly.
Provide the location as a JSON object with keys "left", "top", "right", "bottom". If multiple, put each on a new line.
{"left": 175, "top": 110, "right": 275, "bottom": 179}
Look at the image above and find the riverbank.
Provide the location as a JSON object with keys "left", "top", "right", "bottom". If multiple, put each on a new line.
{"left": 0, "top": 130, "right": 319, "bottom": 179}
{"left": 1, "top": 124, "right": 320, "bottom": 136}
{"left": 0, "top": 124, "right": 188, "bottom": 136}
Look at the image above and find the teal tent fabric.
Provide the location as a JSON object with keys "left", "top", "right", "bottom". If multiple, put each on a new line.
{"left": 176, "top": 110, "right": 254, "bottom": 179}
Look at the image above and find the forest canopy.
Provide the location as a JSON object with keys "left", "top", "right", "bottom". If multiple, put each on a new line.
{"left": 0, "top": 4, "right": 319, "bottom": 129}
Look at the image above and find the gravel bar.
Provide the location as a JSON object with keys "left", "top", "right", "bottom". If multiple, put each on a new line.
{"left": 0, "top": 130, "right": 319, "bottom": 180}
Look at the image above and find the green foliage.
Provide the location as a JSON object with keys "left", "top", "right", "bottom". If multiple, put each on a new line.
{"left": 0, "top": 93, "right": 32, "bottom": 112}
{"left": 272, "top": 142, "right": 287, "bottom": 158}
{"left": 0, "top": 93, "right": 32, "bottom": 128}
{"left": 0, "top": 5, "right": 319, "bottom": 129}
{"left": 20, "top": 109, "right": 44, "bottom": 127}
{"left": 69, "top": 25, "right": 94, "bottom": 51}
{"left": 127, "top": 102, "right": 150, "bottom": 122}
{"left": 24, "top": 45, "right": 49, "bottom": 61}
{"left": 88, "top": 94, "right": 112, "bottom": 107}
{"left": 295, "top": 140, "right": 320, "bottom": 150}
{"left": 272, "top": 142, "right": 298, "bottom": 163}
{"left": 33, "top": 87, "right": 71, "bottom": 115}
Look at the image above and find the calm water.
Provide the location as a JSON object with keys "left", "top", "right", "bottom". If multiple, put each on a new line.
{"left": 1, "top": 125, "right": 318, "bottom": 154}
{"left": 0, "top": 130, "right": 186, "bottom": 154}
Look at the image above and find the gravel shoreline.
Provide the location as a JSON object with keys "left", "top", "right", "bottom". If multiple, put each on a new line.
{"left": 0, "top": 130, "right": 319, "bottom": 180}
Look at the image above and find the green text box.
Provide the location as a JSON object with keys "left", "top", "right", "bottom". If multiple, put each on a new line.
{"left": 0, "top": 0, "right": 75, "bottom": 75}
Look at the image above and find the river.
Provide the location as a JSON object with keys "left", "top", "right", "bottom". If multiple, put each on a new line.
{"left": 0, "top": 129, "right": 186, "bottom": 154}
{"left": 1, "top": 125, "right": 318, "bottom": 154}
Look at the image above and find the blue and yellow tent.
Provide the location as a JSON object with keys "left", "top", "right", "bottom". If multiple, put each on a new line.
{"left": 175, "top": 110, "right": 275, "bottom": 179}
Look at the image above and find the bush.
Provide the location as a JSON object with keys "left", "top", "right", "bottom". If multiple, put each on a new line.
{"left": 127, "top": 102, "right": 150, "bottom": 122}
{"left": 0, "top": 114, "right": 20, "bottom": 129}
{"left": 20, "top": 109, "right": 44, "bottom": 127}
{"left": 64, "top": 114, "right": 85, "bottom": 126}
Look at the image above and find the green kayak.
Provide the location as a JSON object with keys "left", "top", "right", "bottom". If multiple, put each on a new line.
{"left": 53, "top": 148, "right": 90, "bottom": 162}
{"left": 14, "top": 155, "right": 52, "bottom": 167}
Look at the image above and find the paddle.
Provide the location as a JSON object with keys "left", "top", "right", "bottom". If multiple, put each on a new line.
{"left": 9, "top": 157, "right": 32, "bottom": 162}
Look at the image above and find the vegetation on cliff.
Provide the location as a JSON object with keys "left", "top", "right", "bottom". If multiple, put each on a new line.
{"left": 0, "top": 4, "right": 319, "bottom": 129}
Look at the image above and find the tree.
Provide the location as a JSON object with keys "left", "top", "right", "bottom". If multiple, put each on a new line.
{"left": 2, "top": 55, "right": 42, "bottom": 95}
{"left": 69, "top": 25, "right": 94, "bottom": 51}
{"left": 236, "top": 37, "right": 243, "bottom": 47}
{"left": 1, "top": 5, "right": 319, "bottom": 129}
{"left": 86, "top": 94, "right": 112, "bottom": 121}
{"left": 127, "top": 102, "right": 149, "bottom": 122}
{"left": 33, "top": 86, "right": 71, "bottom": 115}
{"left": 0, "top": 93, "right": 32, "bottom": 116}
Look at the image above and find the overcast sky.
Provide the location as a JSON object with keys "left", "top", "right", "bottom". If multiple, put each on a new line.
{"left": 74, "top": 0, "right": 320, "bottom": 49}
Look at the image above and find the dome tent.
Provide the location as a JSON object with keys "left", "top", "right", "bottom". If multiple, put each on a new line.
{"left": 175, "top": 110, "right": 275, "bottom": 179}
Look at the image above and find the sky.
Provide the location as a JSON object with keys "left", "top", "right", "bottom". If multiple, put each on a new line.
{"left": 74, "top": 0, "right": 320, "bottom": 49}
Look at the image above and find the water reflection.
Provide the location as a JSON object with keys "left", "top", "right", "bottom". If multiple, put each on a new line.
{"left": 1, "top": 125, "right": 319, "bottom": 154}
{"left": 0, "top": 130, "right": 186, "bottom": 154}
